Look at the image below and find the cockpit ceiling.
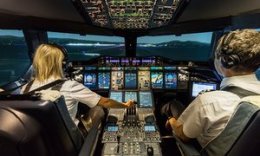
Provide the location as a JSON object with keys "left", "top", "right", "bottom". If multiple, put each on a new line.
{"left": 0, "top": 0, "right": 259, "bottom": 35}
{"left": 80, "top": 0, "right": 180, "bottom": 29}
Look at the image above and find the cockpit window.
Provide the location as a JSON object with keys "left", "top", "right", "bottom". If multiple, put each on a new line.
{"left": 47, "top": 32, "right": 125, "bottom": 61}
{"left": 0, "top": 29, "right": 30, "bottom": 86}
{"left": 137, "top": 32, "right": 213, "bottom": 61}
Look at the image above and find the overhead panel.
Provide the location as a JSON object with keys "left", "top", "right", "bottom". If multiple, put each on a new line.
{"left": 79, "top": 0, "right": 181, "bottom": 29}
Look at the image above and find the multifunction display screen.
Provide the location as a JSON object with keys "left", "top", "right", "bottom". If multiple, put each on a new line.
{"left": 139, "top": 91, "right": 153, "bottom": 108}
{"left": 111, "top": 71, "right": 124, "bottom": 90}
{"left": 98, "top": 72, "right": 110, "bottom": 89}
{"left": 151, "top": 72, "right": 163, "bottom": 89}
{"left": 164, "top": 72, "right": 177, "bottom": 89}
{"left": 84, "top": 73, "right": 97, "bottom": 89}
{"left": 138, "top": 71, "right": 150, "bottom": 90}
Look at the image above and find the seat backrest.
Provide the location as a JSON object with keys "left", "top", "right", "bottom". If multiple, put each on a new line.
{"left": 227, "top": 111, "right": 260, "bottom": 156}
{"left": 201, "top": 96, "right": 260, "bottom": 156}
{"left": 55, "top": 97, "right": 84, "bottom": 151}
{"left": 0, "top": 95, "right": 84, "bottom": 156}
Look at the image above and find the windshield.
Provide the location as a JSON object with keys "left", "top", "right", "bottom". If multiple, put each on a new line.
{"left": 48, "top": 32, "right": 125, "bottom": 61}
{"left": 0, "top": 29, "right": 30, "bottom": 86}
{"left": 137, "top": 32, "right": 213, "bottom": 61}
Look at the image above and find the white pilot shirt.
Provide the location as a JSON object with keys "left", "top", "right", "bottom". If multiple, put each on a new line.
{"left": 178, "top": 74, "right": 260, "bottom": 148}
{"left": 21, "top": 78, "right": 101, "bottom": 124}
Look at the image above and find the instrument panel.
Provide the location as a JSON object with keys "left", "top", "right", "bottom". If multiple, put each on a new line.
{"left": 72, "top": 56, "right": 219, "bottom": 98}
{"left": 71, "top": 56, "right": 219, "bottom": 156}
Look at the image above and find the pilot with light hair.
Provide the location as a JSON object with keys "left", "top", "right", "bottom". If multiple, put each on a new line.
{"left": 21, "top": 43, "right": 134, "bottom": 126}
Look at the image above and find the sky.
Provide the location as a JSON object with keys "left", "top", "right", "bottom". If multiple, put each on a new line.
{"left": 0, "top": 30, "right": 24, "bottom": 37}
{"left": 48, "top": 32, "right": 124, "bottom": 42}
{"left": 138, "top": 32, "right": 213, "bottom": 44}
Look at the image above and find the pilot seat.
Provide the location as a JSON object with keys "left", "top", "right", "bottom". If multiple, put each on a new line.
{"left": 0, "top": 94, "right": 104, "bottom": 156}
{"left": 172, "top": 96, "right": 260, "bottom": 156}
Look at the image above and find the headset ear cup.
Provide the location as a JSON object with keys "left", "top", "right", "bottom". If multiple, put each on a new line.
{"left": 62, "top": 60, "right": 68, "bottom": 70}
{"left": 221, "top": 54, "right": 240, "bottom": 68}
{"left": 221, "top": 55, "right": 231, "bottom": 68}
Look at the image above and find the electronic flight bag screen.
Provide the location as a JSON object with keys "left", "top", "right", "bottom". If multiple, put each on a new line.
{"left": 84, "top": 73, "right": 97, "bottom": 89}
{"left": 191, "top": 82, "right": 217, "bottom": 97}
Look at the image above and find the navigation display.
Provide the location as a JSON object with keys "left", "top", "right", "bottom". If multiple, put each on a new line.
{"left": 165, "top": 72, "right": 177, "bottom": 89}
{"left": 138, "top": 71, "right": 150, "bottom": 90}
{"left": 125, "top": 72, "right": 137, "bottom": 89}
{"left": 98, "top": 72, "right": 110, "bottom": 89}
{"left": 192, "top": 82, "right": 217, "bottom": 97}
{"left": 111, "top": 71, "right": 124, "bottom": 90}
{"left": 139, "top": 91, "right": 153, "bottom": 108}
{"left": 151, "top": 72, "right": 163, "bottom": 89}
{"left": 83, "top": 73, "right": 97, "bottom": 89}
{"left": 110, "top": 91, "right": 123, "bottom": 102}
{"left": 124, "top": 91, "right": 138, "bottom": 103}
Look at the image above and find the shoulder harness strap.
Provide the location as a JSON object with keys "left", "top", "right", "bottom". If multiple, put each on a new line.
{"left": 221, "top": 86, "right": 258, "bottom": 98}
{"left": 25, "top": 79, "right": 66, "bottom": 95}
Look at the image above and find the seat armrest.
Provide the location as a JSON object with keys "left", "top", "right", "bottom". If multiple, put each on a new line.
{"left": 78, "top": 121, "right": 101, "bottom": 156}
{"left": 173, "top": 133, "right": 201, "bottom": 156}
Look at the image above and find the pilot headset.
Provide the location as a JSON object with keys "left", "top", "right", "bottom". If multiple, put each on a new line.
{"left": 218, "top": 32, "right": 241, "bottom": 69}
{"left": 47, "top": 43, "right": 69, "bottom": 70}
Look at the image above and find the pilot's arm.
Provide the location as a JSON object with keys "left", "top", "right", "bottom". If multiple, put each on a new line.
{"left": 68, "top": 81, "right": 134, "bottom": 109}
{"left": 98, "top": 97, "right": 134, "bottom": 108}
{"left": 166, "top": 117, "right": 191, "bottom": 142}
{"left": 166, "top": 96, "right": 205, "bottom": 142}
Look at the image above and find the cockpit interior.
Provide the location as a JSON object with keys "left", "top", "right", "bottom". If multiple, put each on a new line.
{"left": 0, "top": 0, "right": 260, "bottom": 156}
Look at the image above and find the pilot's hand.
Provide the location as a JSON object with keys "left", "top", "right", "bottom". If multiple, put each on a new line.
{"left": 165, "top": 117, "right": 176, "bottom": 131}
{"left": 123, "top": 100, "right": 135, "bottom": 108}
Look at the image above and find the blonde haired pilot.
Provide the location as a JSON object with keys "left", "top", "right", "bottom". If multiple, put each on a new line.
{"left": 21, "top": 44, "right": 134, "bottom": 124}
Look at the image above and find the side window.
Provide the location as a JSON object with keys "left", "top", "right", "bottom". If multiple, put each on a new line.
{"left": 0, "top": 30, "right": 30, "bottom": 86}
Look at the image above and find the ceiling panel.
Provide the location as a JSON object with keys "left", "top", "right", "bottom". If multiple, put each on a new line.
{"left": 79, "top": 0, "right": 181, "bottom": 29}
